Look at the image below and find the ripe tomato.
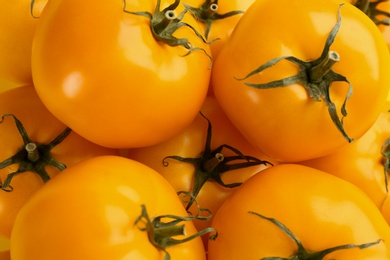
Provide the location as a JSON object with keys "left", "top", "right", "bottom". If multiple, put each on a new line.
{"left": 208, "top": 164, "right": 390, "bottom": 259}
{"left": 128, "top": 95, "right": 275, "bottom": 248}
{"left": 211, "top": 0, "right": 390, "bottom": 162}
{"left": 183, "top": 0, "right": 255, "bottom": 58}
{"left": 0, "top": 86, "right": 118, "bottom": 254}
{"left": 32, "top": 0, "right": 212, "bottom": 148}
{"left": 0, "top": 0, "right": 47, "bottom": 90}
{"left": 299, "top": 102, "right": 390, "bottom": 209}
{"left": 10, "top": 156, "right": 211, "bottom": 260}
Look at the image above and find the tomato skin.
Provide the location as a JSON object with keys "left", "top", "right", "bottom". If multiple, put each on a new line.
{"left": 10, "top": 155, "right": 206, "bottom": 260}
{"left": 0, "top": 0, "right": 47, "bottom": 90}
{"left": 299, "top": 103, "right": 390, "bottom": 209}
{"left": 208, "top": 164, "right": 390, "bottom": 259}
{"left": 211, "top": 0, "right": 390, "bottom": 162}
{"left": 127, "top": 95, "right": 275, "bottom": 247}
{"left": 32, "top": 0, "right": 211, "bottom": 148}
{"left": 0, "top": 86, "right": 118, "bottom": 254}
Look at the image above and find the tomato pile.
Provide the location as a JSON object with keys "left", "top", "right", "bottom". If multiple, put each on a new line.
{"left": 1, "top": 0, "right": 390, "bottom": 259}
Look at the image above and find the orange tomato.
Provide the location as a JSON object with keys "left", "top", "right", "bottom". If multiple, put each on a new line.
{"left": 0, "top": 86, "right": 118, "bottom": 254}
{"left": 208, "top": 164, "right": 390, "bottom": 259}
{"left": 10, "top": 156, "right": 210, "bottom": 260}
{"left": 211, "top": 0, "right": 390, "bottom": 162}
{"left": 32, "top": 0, "right": 211, "bottom": 148}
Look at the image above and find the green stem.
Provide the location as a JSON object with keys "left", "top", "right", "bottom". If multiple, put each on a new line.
{"left": 202, "top": 152, "right": 224, "bottom": 172}
{"left": 25, "top": 143, "right": 39, "bottom": 162}
{"left": 309, "top": 51, "right": 340, "bottom": 83}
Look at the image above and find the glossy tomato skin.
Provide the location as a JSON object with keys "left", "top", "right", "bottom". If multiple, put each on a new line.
{"left": 32, "top": 0, "right": 211, "bottom": 148}
{"left": 0, "top": 0, "right": 47, "bottom": 90}
{"left": 299, "top": 102, "right": 390, "bottom": 209}
{"left": 211, "top": 0, "right": 390, "bottom": 162}
{"left": 0, "top": 86, "right": 118, "bottom": 254}
{"left": 10, "top": 156, "right": 206, "bottom": 260}
{"left": 128, "top": 95, "right": 276, "bottom": 248}
{"left": 208, "top": 164, "right": 390, "bottom": 259}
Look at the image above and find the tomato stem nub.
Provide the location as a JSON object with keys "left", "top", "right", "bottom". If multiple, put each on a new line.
{"left": 0, "top": 114, "right": 71, "bottom": 192}
{"left": 135, "top": 204, "right": 217, "bottom": 260}
{"left": 122, "top": 0, "right": 215, "bottom": 63}
{"left": 183, "top": 0, "right": 244, "bottom": 39}
{"left": 248, "top": 211, "right": 382, "bottom": 260}
{"left": 235, "top": 3, "right": 354, "bottom": 143}
{"left": 162, "top": 112, "right": 272, "bottom": 211}
{"left": 25, "top": 143, "right": 39, "bottom": 162}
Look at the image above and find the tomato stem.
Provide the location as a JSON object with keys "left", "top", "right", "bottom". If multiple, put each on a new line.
{"left": 135, "top": 204, "right": 217, "bottom": 260}
{"left": 184, "top": 0, "right": 244, "bottom": 39}
{"left": 235, "top": 3, "right": 354, "bottom": 143}
{"left": 122, "top": 0, "right": 214, "bottom": 64}
{"left": 355, "top": 0, "right": 390, "bottom": 26}
{"left": 25, "top": 143, "right": 39, "bottom": 162}
{"left": 0, "top": 114, "right": 71, "bottom": 192}
{"left": 248, "top": 211, "right": 382, "bottom": 260}
{"left": 162, "top": 112, "right": 272, "bottom": 211}
{"left": 309, "top": 51, "right": 339, "bottom": 83}
{"left": 202, "top": 152, "right": 224, "bottom": 172}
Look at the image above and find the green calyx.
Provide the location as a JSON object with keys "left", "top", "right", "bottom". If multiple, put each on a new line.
{"left": 355, "top": 0, "right": 390, "bottom": 26}
{"left": 0, "top": 114, "right": 71, "bottom": 192}
{"left": 122, "top": 0, "right": 215, "bottom": 62}
{"left": 248, "top": 211, "right": 382, "bottom": 260}
{"left": 135, "top": 204, "right": 217, "bottom": 260}
{"left": 235, "top": 3, "right": 354, "bottom": 143}
{"left": 162, "top": 112, "right": 272, "bottom": 211}
{"left": 381, "top": 136, "right": 390, "bottom": 193}
{"left": 183, "top": 0, "right": 244, "bottom": 39}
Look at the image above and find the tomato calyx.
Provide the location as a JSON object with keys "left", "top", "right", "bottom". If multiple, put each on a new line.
{"left": 248, "top": 211, "right": 382, "bottom": 260}
{"left": 135, "top": 204, "right": 217, "bottom": 260}
{"left": 122, "top": 0, "right": 214, "bottom": 62}
{"left": 0, "top": 114, "right": 71, "bottom": 192}
{"left": 355, "top": 0, "right": 390, "bottom": 26}
{"left": 162, "top": 112, "right": 272, "bottom": 211}
{"left": 235, "top": 3, "right": 354, "bottom": 143}
{"left": 381, "top": 137, "right": 390, "bottom": 193}
{"left": 183, "top": 0, "right": 244, "bottom": 39}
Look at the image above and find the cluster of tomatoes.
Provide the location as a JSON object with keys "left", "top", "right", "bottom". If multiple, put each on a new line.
{"left": 2, "top": 0, "right": 390, "bottom": 259}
